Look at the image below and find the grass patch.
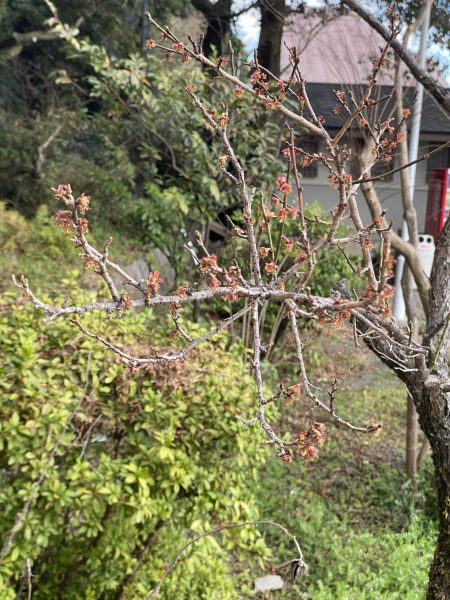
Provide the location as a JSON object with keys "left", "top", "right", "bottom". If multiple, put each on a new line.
{"left": 254, "top": 329, "right": 437, "bottom": 599}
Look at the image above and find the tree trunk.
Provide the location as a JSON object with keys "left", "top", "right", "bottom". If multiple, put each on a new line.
{"left": 257, "top": 0, "right": 287, "bottom": 77}
{"left": 405, "top": 376, "right": 450, "bottom": 600}
{"left": 192, "top": 0, "right": 233, "bottom": 57}
{"left": 417, "top": 215, "right": 450, "bottom": 599}
{"left": 427, "top": 447, "right": 450, "bottom": 599}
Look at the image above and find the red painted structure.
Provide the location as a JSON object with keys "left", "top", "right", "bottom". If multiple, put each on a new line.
{"left": 425, "top": 168, "right": 450, "bottom": 239}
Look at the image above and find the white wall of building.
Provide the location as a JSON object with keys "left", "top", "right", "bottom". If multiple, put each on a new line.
{"left": 302, "top": 143, "right": 430, "bottom": 236}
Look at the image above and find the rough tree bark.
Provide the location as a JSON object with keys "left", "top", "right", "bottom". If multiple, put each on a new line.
{"left": 191, "top": 0, "right": 233, "bottom": 57}
{"left": 421, "top": 217, "right": 450, "bottom": 599}
{"left": 256, "top": 0, "right": 287, "bottom": 77}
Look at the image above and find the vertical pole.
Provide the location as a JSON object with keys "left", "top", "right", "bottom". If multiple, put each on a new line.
{"left": 392, "top": 4, "right": 432, "bottom": 320}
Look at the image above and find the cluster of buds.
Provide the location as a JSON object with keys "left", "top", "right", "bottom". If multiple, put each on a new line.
{"left": 77, "top": 219, "right": 88, "bottom": 234}
{"left": 282, "top": 236, "right": 294, "bottom": 253}
{"left": 382, "top": 254, "right": 396, "bottom": 279}
{"left": 330, "top": 310, "right": 351, "bottom": 330}
{"left": 295, "top": 248, "right": 308, "bottom": 265}
{"left": 197, "top": 253, "right": 241, "bottom": 301}
{"left": 277, "top": 206, "right": 298, "bottom": 222}
{"left": 146, "top": 271, "right": 163, "bottom": 297}
{"left": 378, "top": 283, "right": 395, "bottom": 317}
{"left": 372, "top": 118, "right": 404, "bottom": 162}
{"left": 327, "top": 173, "right": 340, "bottom": 190}
{"left": 264, "top": 261, "right": 278, "bottom": 275}
{"left": 296, "top": 422, "right": 326, "bottom": 461}
{"left": 76, "top": 193, "right": 90, "bottom": 215}
{"left": 373, "top": 214, "right": 385, "bottom": 228}
{"left": 363, "top": 284, "right": 377, "bottom": 300}
{"left": 168, "top": 300, "right": 181, "bottom": 315}
{"left": 343, "top": 173, "right": 353, "bottom": 190}
{"left": 51, "top": 183, "right": 72, "bottom": 201}
{"left": 52, "top": 210, "right": 74, "bottom": 234}
{"left": 385, "top": 4, "right": 401, "bottom": 20}
{"left": 276, "top": 176, "right": 292, "bottom": 196}
{"left": 286, "top": 382, "right": 302, "bottom": 397}
{"left": 174, "top": 284, "right": 188, "bottom": 297}
{"left": 225, "top": 267, "right": 241, "bottom": 302}
{"left": 217, "top": 111, "right": 229, "bottom": 129}
{"left": 379, "top": 284, "right": 394, "bottom": 301}
{"left": 262, "top": 98, "right": 281, "bottom": 111}
{"left": 120, "top": 295, "right": 133, "bottom": 311}
{"left": 248, "top": 67, "right": 287, "bottom": 110}
{"left": 217, "top": 55, "right": 230, "bottom": 68}
{"left": 82, "top": 255, "right": 98, "bottom": 270}
{"left": 250, "top": 69, "right": 266, "bottom": 85}
{"left": 259, "top": 205, "right": 275, "bottom": 222}
{"left": 199, "top": 254, "right": 218, "bottom": 275}
{"left": 225, "top": 289, "right": 239, "bottom": 302}
{"left": 301, "top": 155, "right": 314, "bottom": 168}
{"left": 51, "top": 184, "right": 90, "bottom": 235}
{"left": 362, "top": 235, "right": 374, "bottom": 250}
{"left": 316, "top": 309, "right": 332, "bottom": 327}
{"left": 371, "top": 57, "right": 389, "bottom": 69}
{"left": 332, "top": 104, "right": 342, "bottom": 116}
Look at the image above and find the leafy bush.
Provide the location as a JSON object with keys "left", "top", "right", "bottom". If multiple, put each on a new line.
{"left": 0, "top": 292, "right": 269, "bottom": 599}
{"left": 0, "top": 203, "right": 144, "bottom": 294}
{"left": 0, "top": 203, "right": 68, "bottom": 291}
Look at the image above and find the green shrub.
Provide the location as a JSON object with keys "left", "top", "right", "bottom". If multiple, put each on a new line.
{"left": 0, "top": 292, "right": 269, "bottom": 599}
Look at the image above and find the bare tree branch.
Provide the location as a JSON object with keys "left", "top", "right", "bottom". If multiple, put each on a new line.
{"left": 341, "top": 0, "right": 450, "bottom": 115}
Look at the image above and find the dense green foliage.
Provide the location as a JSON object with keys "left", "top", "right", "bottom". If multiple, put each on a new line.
{"left": 0, "top": 293, "right": 270, "bottom": 599}
{"left": 0, "top": 2, "right": 283, "bottom": 278}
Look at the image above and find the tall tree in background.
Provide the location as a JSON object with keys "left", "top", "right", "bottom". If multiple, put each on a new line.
{"left": 256, "top": 0, "right": 288, "bottom": 76}
{"left": 191, "top": 0, "right": 234, "bottom": 56}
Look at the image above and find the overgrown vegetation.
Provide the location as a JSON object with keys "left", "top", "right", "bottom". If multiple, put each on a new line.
{"left": 1, "top": 1, "right": 448, "bottom": 598}
{"left": 0, "top": 287, "right": 438, "bottom": 598}
{"left": 0, "top": 293, "right": 270, "bottom": 599}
